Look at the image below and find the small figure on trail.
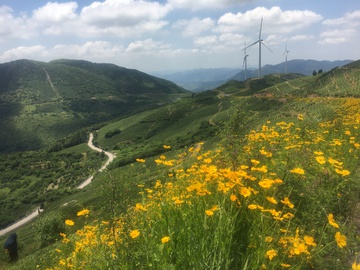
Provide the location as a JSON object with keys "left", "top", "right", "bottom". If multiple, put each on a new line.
{"left": 4, "top": 232, "right": 18, "bottom": 262}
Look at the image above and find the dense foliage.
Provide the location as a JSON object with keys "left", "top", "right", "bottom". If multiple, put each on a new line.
{"left": 0, "top": 149, "right": 105, "bottom": 228}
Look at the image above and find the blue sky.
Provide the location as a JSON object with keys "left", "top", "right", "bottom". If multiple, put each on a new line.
{"left": 0, "top": 0, "right": 359, "bottom": 72}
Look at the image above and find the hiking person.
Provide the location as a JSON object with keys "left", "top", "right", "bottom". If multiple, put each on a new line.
{"left": 4, "top": 232, "right": 18, "bottom": 262}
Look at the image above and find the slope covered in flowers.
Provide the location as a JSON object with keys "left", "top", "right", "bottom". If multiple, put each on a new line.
{"left": 14, "top": 98, "right": 360, "bottom": 270}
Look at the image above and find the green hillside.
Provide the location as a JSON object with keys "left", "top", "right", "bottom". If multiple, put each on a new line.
{"left": 1, "top": 63, "right": 360, "bottom": 270}
{"left": 0, "top": 59, "right": 190, "bottom": 152}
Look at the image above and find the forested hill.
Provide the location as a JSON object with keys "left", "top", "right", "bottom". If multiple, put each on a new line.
{"left": 0, "top": 59, "right": 190, "bottom": 153}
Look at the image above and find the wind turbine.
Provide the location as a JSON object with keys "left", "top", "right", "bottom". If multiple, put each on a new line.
{"left": 283, "top": 42, "right": 289, "bottom": 74}
{"left": 243, "top": 42, "right": 249, "bottom": 80}
{"left": 243, "top": 17, "right": 272, "bottom": 78}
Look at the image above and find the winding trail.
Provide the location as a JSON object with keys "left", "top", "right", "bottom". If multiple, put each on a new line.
{"left": 0, "top": 133, "right": 115, "bottom": 236}
{"left": 77, "top": 133, "right": 115, "bottom": 189}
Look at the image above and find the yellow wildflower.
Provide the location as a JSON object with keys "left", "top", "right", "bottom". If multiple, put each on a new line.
{"left": 65, "top": 219, "right": 74, "bottom": 226}
{"left": 266, "top": 249, "right": 277, "bottom": 260}
{"left": 154, "top": 180, "right": 162, "bottom": 189}
{"left": 304, "top": 236, "right": 317, "bottom": 246}
{"left": 205, "top": 210, "right": 214, "bottom": 216}
{"left": 239, "top": 187, "right": 252, "bottom": 197}
{"left": 251, "top": 159, "right": 260, "bottom": 165}
{"left": 335, "top": 169, "right": 350, "bottom": 176}
{"left": 161, "top": 236, "right": 171, "bottom": 243}
{"left": 258, "top": 179, "right": 274, "bottom": 189}
{"left": 155, "top": 159, "right": 163, "bottom": 164}
{"left": 77, "top": 209, "right": 90, "bottom": 216}
{"left": 173, "top": 197, "right": 184, "bottom": 205}
{"left": 265, "top": 236, "right": 274, "bottom": 242}
{"left": 163, "top": 145, "right": 171, "bottom": 149}
{"left": 135, "top": 203, "right": 148, "bottom": 211}
{"left": 352, "top": 261, "right": 360, "bottom": 270}
{"left": 292, "top": 242, "right": 308, "bottom": 255}
{"left": 251, "top": 166, "right": 268, "bottom": 173}
{"left": 266, "top": 196, "right": 278, "bottom": 204}
{"left": 335, "top": 232, "right": 347, "bottom": 248}
{"left": 230, "top": 194, "right": 238, "bottom": 202}
{"left": 281, "top": 197, "right": 294, "bottom": 208}
{"left": 315, "top": 156, "right": 326, "bottom": 165}
{"left": 328, "top": 214, "right": 339, "bottom": 228}
{"left": 290, "top": 167, "right": 305, "bottom": 175}
{"left": 248, "top": 204, "right": 258, "bottom": 210}
{"left": 281, "top": 263, "right": 291, "bottom": 268}
{"left": 282, "top": 212, "right": 294, "bottom": 219}
{"left": 135, "top": 158, "right": 146, "bottom": 163}
{"left": 130, "top": 229, "right": 140, "bottom": 239}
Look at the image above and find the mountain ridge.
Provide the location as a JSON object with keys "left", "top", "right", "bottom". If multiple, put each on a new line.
{"left": 153, "top": 59, "right": 353, "bottom": 91}
{"left": 0, "top": 59, "right": 190, "bottom": 152}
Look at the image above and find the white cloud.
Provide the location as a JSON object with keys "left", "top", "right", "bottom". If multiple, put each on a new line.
{"left": 0, "top": 6, "right": 32, "bottom": 39}
{"left": 0, "top": 0, "right": 173, "bottom": 39}
{"left": 168, "top": 0, "right": 248, "bottom": 10}
{"left": 173, "top": 17, "right": 215, "bottom": 37}
{"left": 319, "top": 29, "right": 357, "bottom": 45}
{"left": 52, "top": 41, "right": 124, "bottom": 59}
{"left": 194, "top": 35, "right": 218, "bottom": 46}
{"left": 323, "top": 10, "right": 360, "bottom": 27}
{"left": 79, "top": 0, "right": 172, "bottom": 37}
{"left": 0, "top": 45, "right": 46, "bottom": 61}
{"left": 219, "top": 33, "right": 246, "bottom": 45}
{"left": 320, "top": 10, "right": 360, "bottom": 45}
{"left": 216, "top": 6, "right": 323, "bottom": 34}
{"left": 32, "top": 2, "right": 78, "bottom": 23}
{"left": 125, "top": 39, "right": 171, "bottom": 54}
{"left": 289, "top": 35, "right": 314, "bottom": 41}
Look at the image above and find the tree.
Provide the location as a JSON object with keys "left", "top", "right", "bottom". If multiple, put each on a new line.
{"left": 33, "top": 212, "right": 66, "bottom": 246}
{"left": 312, "top": 70, "right": 318, "bottom": 76}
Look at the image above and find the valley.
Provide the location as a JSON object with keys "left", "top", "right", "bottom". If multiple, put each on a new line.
{"left": 0, "top": 132, "right": 115, "bottom": 236}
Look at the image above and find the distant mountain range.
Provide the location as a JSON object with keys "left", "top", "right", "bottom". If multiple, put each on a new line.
{"left": 152, "top": 59, "right": 353, "bottom": 92}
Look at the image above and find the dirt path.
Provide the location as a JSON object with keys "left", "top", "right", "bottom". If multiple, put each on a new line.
{"left": 0, "top": 209, "right": 40, "bottom": 237}
{"left": 0, "top": 133, "right": 115, "bottom": 236}
{"left": 43, "top": 68, "right": 60, "bottom": 99}
{"left": 77, "top": 132, "right": 116, "bottom": 189}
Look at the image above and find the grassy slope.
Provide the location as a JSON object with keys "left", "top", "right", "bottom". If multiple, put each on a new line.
{"left": 1, "top": 63, "right": 360, "bottom": 269}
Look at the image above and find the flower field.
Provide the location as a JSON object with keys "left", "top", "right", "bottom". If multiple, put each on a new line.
{"left": 10, "top": 97, "right": 360, "bottom": 269}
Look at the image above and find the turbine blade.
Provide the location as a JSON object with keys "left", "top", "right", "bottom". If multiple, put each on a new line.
{"left": 242, "top": 40, "right": 259, "bottom": 50}
{"left": 261, "top": 41, "right": 273, "bottom": 53}
{"left": 243, "top": 55, "right": 249, "bottom": 67}
{"left": 259, "top": 17, "right": 263, "bottom": 40}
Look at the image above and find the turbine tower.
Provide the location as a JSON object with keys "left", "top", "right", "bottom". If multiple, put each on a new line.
{"left": 243, "top": 17, "right": 272, "bottom": 78}
{"left": 283, "top": 42, "right": 289, "bottom": 74}
{"left": 243, "top": 42, "right": 249, "bottom": 80}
